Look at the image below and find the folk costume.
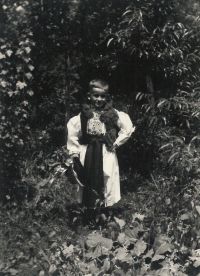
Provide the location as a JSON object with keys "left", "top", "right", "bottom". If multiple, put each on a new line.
{"left": 67, "top": 102, "right": 134, "bottom": 207}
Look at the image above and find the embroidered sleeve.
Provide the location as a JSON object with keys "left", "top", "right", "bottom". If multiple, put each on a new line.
{"left": 67, "top": 114, "right": 82, "bottom": 155}
{"left": 87, "top": 111, "right": 106, "bottom": 135}
{"left": 113, "top": 111, "right": 135, "bottom": 147}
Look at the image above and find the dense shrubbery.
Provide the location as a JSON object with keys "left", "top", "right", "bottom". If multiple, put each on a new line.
{"left": 1, "top": 0, "right": 200, "bottom": 200}
{"left": 1, "top": 173, "right": 200, "bottom": 275}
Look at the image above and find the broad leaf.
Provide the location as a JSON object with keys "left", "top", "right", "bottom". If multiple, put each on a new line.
{"left": 85, "top": 233, "right": 113, "bottom": 250}
{"left": 88, "top": 260, "right": 98, "bottom": 275}
{"left": 114, "top": 247, "right": 132, "bottom": 263}
{"left": 114, "top": 216, "right": 126, "bottom": 229}
{"left": 189, "top": 257, "right": 200, "bottom": 267}
{"left": 102, "top": 259, "right": 110, "bottom": 272}
{"left": 124, "top": 225, "right": 140, "bottom": 238}
{"left": 7, "top": 269, "right": 19, "bottom": 275}
{"left": 143, "top": 248, "right": 154, "bottom": 259}
{"left": 151, "top": 254, "right": 165, "bottom": 262}
{"left": 155, "top": 243, "right": 171, "bottom": 255}
{"left": 118, "top": 232, "right": 136, "bottom": 246}
{"left": 134, "top": 240, "right": 147, "bottom": 256}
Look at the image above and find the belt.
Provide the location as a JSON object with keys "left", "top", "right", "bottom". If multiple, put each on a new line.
{"left": 80, "top": 134, "right": 106, "bottom": 145}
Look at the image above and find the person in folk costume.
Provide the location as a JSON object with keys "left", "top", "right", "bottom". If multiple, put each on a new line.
{"left": 67, "top": 79, "right": 135, "bottom": 221}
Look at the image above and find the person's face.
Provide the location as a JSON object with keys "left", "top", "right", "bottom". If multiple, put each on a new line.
{"left": 89, "top": 87, "right": 108, "bottom": 109}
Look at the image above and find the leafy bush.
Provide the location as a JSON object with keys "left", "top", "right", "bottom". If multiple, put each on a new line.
{"left": 2, "top": 173, "right": 200, "bottom": 276}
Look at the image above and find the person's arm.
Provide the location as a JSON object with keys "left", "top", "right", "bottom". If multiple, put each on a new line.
{"left": 110, "top": 111, "right": 135, "bottom": 151}
{"left": 67, "top": 114, "right": 81, "bottom": 159}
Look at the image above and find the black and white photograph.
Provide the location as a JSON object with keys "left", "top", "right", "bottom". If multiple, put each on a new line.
{"left": 0, "top": 0, "right": 200, "bottom": 275}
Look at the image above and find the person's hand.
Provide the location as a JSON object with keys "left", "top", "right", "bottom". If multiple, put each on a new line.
{"left": 70, "top": 153, "right": 79, "bottom": 159}
{"left": 109, "top": 144, "right": 118, "bottom": 152}
{"left": 66, "top": 153, "right": 79, "bottom": 166}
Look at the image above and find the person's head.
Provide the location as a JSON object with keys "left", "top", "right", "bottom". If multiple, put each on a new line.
{"left": 87, "top": 79, "right": 109, "bottom": 109}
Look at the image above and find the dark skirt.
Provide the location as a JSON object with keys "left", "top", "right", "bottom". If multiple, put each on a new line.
{"left": 82, "top": 138, "right": 105, "bottom": 208}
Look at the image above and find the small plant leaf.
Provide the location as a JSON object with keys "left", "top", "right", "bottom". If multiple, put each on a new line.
{"left": 165, "top": 198, "right": 171, "bottom": 205}
{"left": 85, "top": 233, "right": 113, "bottom": 250}
{"left": 25, "top": 47, "right": 31, "bottom": 54}
{"left": 189, "top": 257, "right": 200, "bottom": 267}
{"left": 114, "top": 247, "right": 132, "bottom": 262}
{"left": 196, "top": 206, "right": 200, "bottom": 215}
{"left": 73, "top": 217, "right": 78, "bottom": 223}
{"left": 8, "top": 269, "right": 19, "bottom": 275}
{"left": 37, "top": 178, "right": 49, "bottom": 188}
{"left": 50, "top": 242, "right": 57, "bottom": 249}
{"left": 28, "top": 64, "right": 34, "bottom": 71}
{"left": 33, "top": 232, "right": 40, "bottom": 243}
{"left": 151, "top": 254, "right": 165, "bottom": 262}
{"left": 132, "top": 212, "right": 145, "bottom": 222}
{"left": 27, "top": 90, "right": 34, "bottom": 96}
{"left": 118, "top": 232, "right": 136, "bottom": 246}
{"left": 168, "top": 152, "right": 179, "bottom": 163}
{"left": 124, "top": 225, "right": 140, "bottom": 238}
{"left": 100, "top": 213, "right": 107, "bottom": 222}
{"left": 25, "top": 72, "right": 32, "bottom": 79}
{"left": 134, "top": 240, "right": 147, "bottom": 256}
{"left": 88, "top": 260, "right": 98, "bottom": 274}
{"left": 102, "top": 259, "right": 110, "bottom": 272}
{"left": 155, "top": 243, "right": 171, "bottom": 255}
{"left": 49, "top": 264, "right": 57, "bottom": 274}
{"left": 49, "top": 231, "right": 56, "bottom": 238}
{"left": 180, "top": 214, "right": 189, "bottom": 221}
{"left": 143, "top": 248, "right": 154, "bottom": 259}
{"left": 16, "top": 81, "right": 27, "bottom": 89}
{"left": 0, "top": 52, "right": 6, "bottom": 59}
{"left": 114, "top": 216, "right": 126, "bottom": 229}
{"left": 6, "top": 50, "right": 13, "bottom": 56}
{"left": 62, "top": 244, "right": 74, "bottom": 257}
{"left": 107, "top": 37, "right": 114, "bottom": 47}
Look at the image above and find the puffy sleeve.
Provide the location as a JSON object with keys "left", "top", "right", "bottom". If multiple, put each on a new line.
{"left": 67, "top": 114, "right": 81, "bottom": 155}
{"left": 113, "top": 111, "right": 135, "bottom": 147}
